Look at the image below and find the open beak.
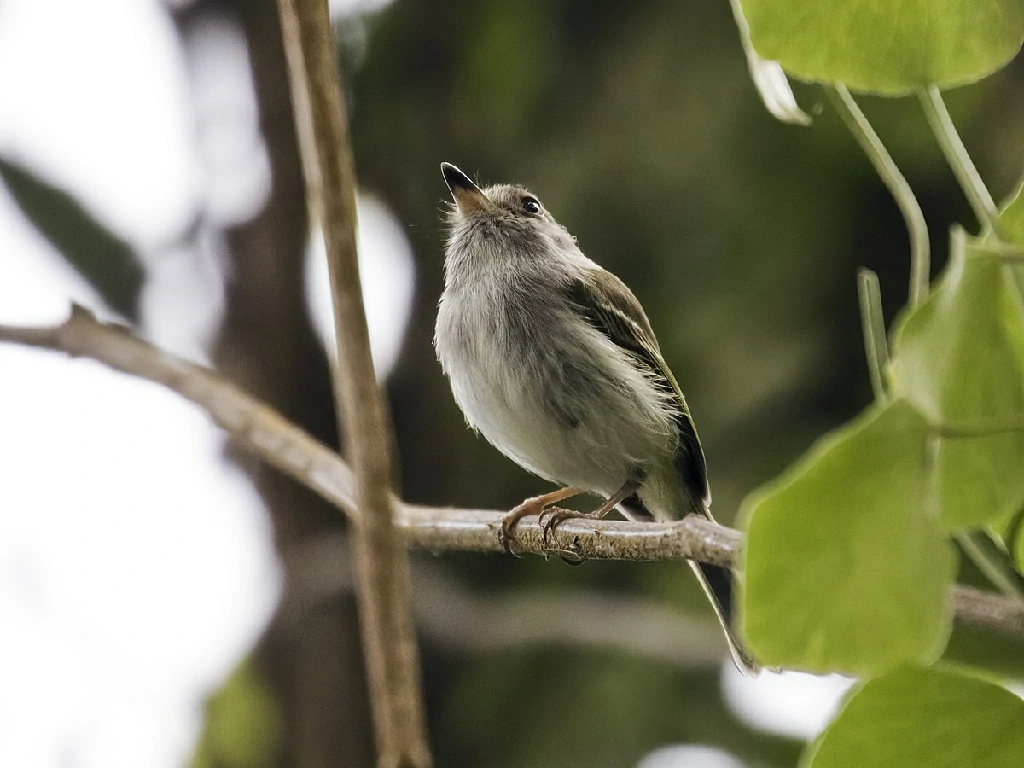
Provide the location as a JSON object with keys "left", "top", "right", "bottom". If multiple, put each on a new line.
{"left": 441, "top": 162, "right": 490, "bottom": 214}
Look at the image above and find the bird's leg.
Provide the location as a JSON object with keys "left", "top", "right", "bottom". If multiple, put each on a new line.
{"left": 541, "top": 476, "right": 642, "bottom": 546}
{"left": 498, "top": 486, "right": 583, "bottom": 554}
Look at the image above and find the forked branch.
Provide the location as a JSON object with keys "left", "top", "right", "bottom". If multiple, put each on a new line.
{"left": 1, "top": 308, "right": 1022, "bottom": 642}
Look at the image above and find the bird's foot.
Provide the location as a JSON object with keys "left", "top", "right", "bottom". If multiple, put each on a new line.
{"left": 497, "top": 486, "right": 583, "bottom": 554}
{"left": 498, "top": 498, "right": 545, "bottom": 555}
{"left": 539, "top": 477, "right": 641, "bottom": 547}
{"left": 540, "top": 507, "right": 601, "bottom": 548}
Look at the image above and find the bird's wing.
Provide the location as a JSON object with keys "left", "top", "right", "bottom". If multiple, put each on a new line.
{"left": 563, "top": 268, "right": 710, "bottom": 509}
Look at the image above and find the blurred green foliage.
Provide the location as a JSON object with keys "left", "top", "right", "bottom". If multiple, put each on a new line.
{"left": 433, "top": 647, "right": 799, "bottom": 767}
{"left": 191, "top": 660, "right": 283, "bottom": 768}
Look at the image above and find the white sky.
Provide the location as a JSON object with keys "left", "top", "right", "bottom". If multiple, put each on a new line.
{"left": 0, "top": 1, "right": 410, "bottom": 766}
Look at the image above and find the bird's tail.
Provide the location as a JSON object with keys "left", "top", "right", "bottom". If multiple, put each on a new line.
{"left": 621, "top": 494, "right": 759, "bottom": 675}
{"left": 689, "top": 560, "right": 760, "bottom": 676}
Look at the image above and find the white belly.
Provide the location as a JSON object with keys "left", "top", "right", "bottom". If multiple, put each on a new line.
{"left": 435, "top": 285, "right": 679, "bottom": 498}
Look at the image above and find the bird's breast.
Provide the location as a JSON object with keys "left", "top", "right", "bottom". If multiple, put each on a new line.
{"left": 436, "top": 280, "right": 572, "bottom": 440}
{"left": 435, "top": 276, "right": 679, "bottom": 494}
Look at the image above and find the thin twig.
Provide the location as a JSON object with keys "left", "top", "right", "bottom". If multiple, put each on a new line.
{"left": 828, "top": 85, "right": 930, "bottom": 308}
{"left": 276, "top": 0, "right": 430, "bottom": 765}
{"left": 1, "top": 308, "right": 1023, "bottom": 641}
{"left": 918, "top": 86, "right": 1001, "bottom": 236}
{"left": 951, "top": 584, "right": 1024, "bottom": 638}
{"left": 857, "top": 268, "right": 889, "bottom": 401}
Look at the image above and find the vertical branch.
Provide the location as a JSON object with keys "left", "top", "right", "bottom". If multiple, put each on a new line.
{"left": 276, "top": 1, "right": 432, "bottom": 766}
{"left": 918, "top": 86, "right": 1001, "bottom": 236}
{"left": 857, "top": 268, "right": 889, "bottom": 402}
{"left": 828, "top": 85, "right": 930, "bottom": 308}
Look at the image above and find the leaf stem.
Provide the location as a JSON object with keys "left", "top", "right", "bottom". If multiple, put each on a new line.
{"left": 1006, "top": 508, "right": 1024, "bottom": 573}
{"left": 971, "top": 240, "right": 1024, "bottom": 256}
{"left": 955, "top": 531, "right": 1024, "bottom": 607}
{"left": 931, "top": 417, "right": 1024, "bottom": 438}
{"left": 857, "top": 268, "right": 889, "bottom": 401}
{"left": 828, "top": 85, "right": 930, "bottom": 307}
{"left": 918, "top": 86, "right": 1000, "bottom": 236}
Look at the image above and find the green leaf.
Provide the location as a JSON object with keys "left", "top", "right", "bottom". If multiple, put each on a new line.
{"left": 1011, "top": 513, "right": 1024, "bottom": 573}
{"left": 803, "top": 666, "right": 1024, "bottom": 768}
{"left": 741, "top": 400, "right": 954, "bottom": 675}
{"left": 890, "top": 230, "right": 1024, "bottom": 528}
{"left": 0, "top": 156, "right": 142, "bottom": 320}
{"left": 727, "top": 0, "right": 811, "bottom": 126}
{"left": 991, "top": 506, "right": 1024, "bottom": 574}
{"left": 997, "top": 181, "right": 1024, "bottom": 246}
{"left": 738, "top": 0, "right": 1024, "bottom": 96}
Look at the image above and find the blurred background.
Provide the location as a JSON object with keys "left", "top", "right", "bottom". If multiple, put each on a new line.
{"left": 2, "top": 0, "right": 1024, "bottom": 766}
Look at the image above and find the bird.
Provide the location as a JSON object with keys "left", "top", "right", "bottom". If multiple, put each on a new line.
{"left": 433, "top": 161, "right": 757, "bottom": 674}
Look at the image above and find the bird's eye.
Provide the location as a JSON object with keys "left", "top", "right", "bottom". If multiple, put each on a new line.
{"left": 522, "top": 197, "right": 541, "bottom": 214}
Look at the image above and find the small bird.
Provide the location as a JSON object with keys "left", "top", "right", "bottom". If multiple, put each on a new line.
{"left": 434, "top": 162, "right": 757, "bottom": 674}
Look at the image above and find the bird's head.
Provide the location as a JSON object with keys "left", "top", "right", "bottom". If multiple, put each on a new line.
{"left": 440, "top": 162, "right": 576, "bottom": 268}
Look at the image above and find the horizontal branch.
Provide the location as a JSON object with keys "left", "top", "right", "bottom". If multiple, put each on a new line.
{"left": 2, "top": 307, "right": 1023, "bottom": 640}
{"left": 399, "top": 504, "right": 740, "bottom": 566}
{"left": 0, "top": 306, "right": 361, "bottom": 516}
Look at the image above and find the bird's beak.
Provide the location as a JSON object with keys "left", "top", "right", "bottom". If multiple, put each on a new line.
{"left": 441, "top": 162, "right": 490, "bottom": 214}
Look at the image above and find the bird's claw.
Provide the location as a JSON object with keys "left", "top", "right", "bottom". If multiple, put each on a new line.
{"left": 496, "top": 488, "right": 585, "bottom": 555}
{"left": 559, "top": 548, "right": 586, "bottom": 566}
{"left": 497, "top": 496, "right": 593, "bottom": 557}
{"left": 540, "top": 506, "right": 584, "bottom": 547}
{"left": 497, "top": 499, "right": 545, "bottom": 555}
{"left": 497, "top": 518, "right": 521, "bottom": 556}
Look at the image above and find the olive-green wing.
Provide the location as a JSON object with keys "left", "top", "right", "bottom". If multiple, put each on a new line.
{"left": 563, "top": 269, "right": 710, "bottom": 507}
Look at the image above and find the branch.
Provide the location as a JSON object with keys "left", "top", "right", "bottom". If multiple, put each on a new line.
{"left": 276, "top": 0, "right": 430, "bottom": 765}
{"left": 951, "top": 584, "right": 1024, "bottom": 638}
{"left": 399, "top": 503, "right": 740, "bottom": 566}
{"left": 2, "top": 309, "right": 1023, "bottom": 643}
